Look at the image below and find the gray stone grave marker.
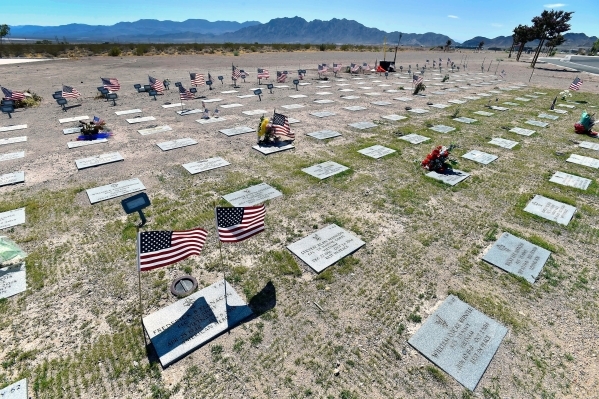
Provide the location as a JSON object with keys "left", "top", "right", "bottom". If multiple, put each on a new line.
{"left": 525, "top": 94, "right": 539, "bottom": 99}
{"left": 115, "top": 109, "right": 142, "bottom": 115}
{"left": 399, "top": 134, "right": 430, "bottom": 144}
{"left": 0, "top": 171, "right": 24, "bottom": 187}
{"left": 287, "top": 224, "right": 365, "bottom": 273}
{"left": 0, "top": 136, "right": 27, "bottom": 146}
{"left": 490, "top": 106, "right": 509, "bottom": 111}
{"left": 310, "top": 111, "right": 336, "bottom": 118}
{"left": 126, "top": 116, "right": 156, "bottom": 124}
{"left": 550, "top": 171, "right": 591, "bottom": 190}
{"left": 453, "top": 117, "right": 477, "bottom": 124}
{"left": 349, "top": 121, "right": 377, "bottom": 130}
{"left": 431, "top": 91, "right": 446, "bottom": 95}
{"left": 289, "top": 94, "right": 307, "bottom": 99}
{"left": 408, "top": 108, "right": 429, "bottom": 114}
{"left": 182, "top": 157, "right": 230, "bottom": 174}
{"left": 302, "top": 161, "right": 349, "bottom": 180}
{"left": 162, "top": 103, "right": 185, "bottom": 108}
{"left": 274, "top": 85, "right": 289, "bottom": 89}
{"left": 176, "top": 109, "right": 203, "bottom": 116}
{"left": 408, "top": 295, "right": 507, "bottom": 391}
{"left": 503, "top": 102, "right": 519, "bottom": 106}
{"left": 381, "top": 114, "right": 407, "bottom": 121}
{"left": 394, "top": 97, "right": 413, "bottom": 102}
{"left": 202, "top": 98, "right": 222, "bottom": 103}
{"left": 524, "top": 195, "right": 576, "bottom": 225}
{"left": 429, "top": 104, "right": 450, "bottom": 109}
{"left": 525, "top": 120, "right": 548, "bottom": 128}
{"left": 237, "top": 94, "right": 255, "bottom": 99}
{"left": 551, "top": 109, "right": 568, "bottom": 114}
{"left": 220, "top": 90, "right": 238, "bottom": 94}
{"left": 579, "top": 141, "right": 599, "bottom": 151}
{"left": 63, "top": 127, "right": 82, "bottom": 135}
{"left": 315, "top": 85, "right": 332, "bottom": 88}
{"left": 462, "top": 150, "right": 498, "bottom": 165}
{"left": 385, "top": 89, "right": 400, "bottom": 93}
{"left": 314, "top": 99, "right": 335, "bottom": 104}
{"left": 67, "top": 139, "right": 108, "bottom": 149}
{"left": 430, "top": 125, "right": 456, "bottom": 134}
{"left": 281, "top": 104, "right": 304, "bottom": 110}
{"left": 0, "top": 263, "right": 26, "bottom": 299}
{"left": 534, "top": 92, "right": 547, "bottom": 95}
{"left": 488, "top": 90, "right": 502, "bottom": 94}
{"left": 157, "top": 138, "right": 197, "bottom": 151}
{"left": 219, "top": 126, "right": 255, "bottom": 136}
{"left": 463, "top": 96, "right": 481, "bottom": 100}
{"left": 514, "top": 97, "right": 530, "bottom": 102}
{"left": 197, "top": 117, "right": 227, "bottom": 125}
{"left": 341, "top": 95, "right": 360, "bottom": 100}
{"left": 358, "top": 145, "right": 396, "bottom": 158}
{"left": 223, "top": 182, "right": 282, "bottom": 206}
{"left": 220, "top": 103, "right": 243, "bottom": 109}
{"left": 489, "top": 138, "right": 518, "bottom": 149}
{"left": 59, "top": 115, "right": 88, "bottom": 124}
{"left": 242, "top": 109, "right": 267, "bottom": 116}
{"left": 448, "top": 99, "right": 466, "bottom": 105}
{"left": 371, "top": 101, "right": 392, "bottom": 106}
{"left": 0, "top": 124, "right": 27, "bottom": 133}
{"left": 426, "top": 170, "right": 470, "bottom": 185}
{"left": 557, "top": 104, "right": 575, "bottom": 109}
{"left": 343, "top": 106, "right": 367, "bottom": 112}
{"left": 357, "top": 87, "right": 373, "bottom": 90}
{"left": 0, "top": 208, "right": 25, "bottom": 230}
{"left": 288, "top": 118, "right": 300, "bottom": 124}
{"left": 86, "top": 178, "right": 145, "bottom": 204}
{"left": 143, "top": 279, "right": 252, "bottom": 367}
{"left": 477, "top": 93, "right": 491, "bottom": 97}
{"left": 0, "top": 378, "right": 27, "bottom": 399}
{"left": 566, "top": 154, "right": 599, "bottom": 169}
{"left": 339, "top": 89, "right": 355, "bottom": 92}
{"left": 473, "top": 111, "right": 494, "bottom": 117}
{"left": 137, "top": 125, "right": 172, "bottom": 135}
{"left": 0, "top": 152, "right": 25, "bottom": 162}
{"left": 537, "top": 113, "right": 559, "bottom": 121}
{"left": 253, "top": 144, "right": 295, "bottom": 155}
{"left": 315, "top": 91, "right": 333, "bottom": 95}
{"left": 364, "top": 92, "right": 382, "bottom": 96}
{"left": 510, "top": 127, "right": 535, "bottom": 136}
{"left": 307, "top": 130, "right": 341, "bottom": 140}
{"left": 75, "top": 152, "right": 123, "bottom": 170}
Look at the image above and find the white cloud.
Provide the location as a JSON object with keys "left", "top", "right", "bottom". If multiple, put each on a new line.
{"left": 447, "top": 15, "right": 459, "bottom": 19}
{"left": 544, "top": 3, "right": 566, "bottom": 7}
{"left": 491, "top": 23, "right": 503, "bottom": 27}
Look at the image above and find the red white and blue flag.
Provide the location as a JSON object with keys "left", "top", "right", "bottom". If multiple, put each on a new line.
{"left": 62, "top": 85, "right": 81, "bottom": 99}
{"left": 257, "top": 68, "right": 270, "bottom": 79}
{"left": 149, "top": 76, "right": 164, "bottom": 93}
{"left": 351, "top": 63, "right": 360, "bottom": 73}
{"left": 190, "top": 73, "right": 205, "bottom": 86}
{"left": 100, "top": 77, "right": 120, "bottom": 91}
{"left": 138, "top": 228, "right": 208, "bottom": 271}
{"left": 277, "top": 71, "right": 288, "bottom": 83}
{"left": 333, "top": 63, "right": 342, "bottom": 73}
{"left": 179, "top": 86, "right": 195, "bottom": 100}
{"left": 569, "top": 77, "right": 583, "bottom": 91}
{"left": 271, "top": 112, "right": 293, "bottom": 140}
{"left": 216, "top": 205, "right": 266, "bottom": 243}
{"left": 413, "top": 74, "right": 423, "bottom": 86}
{"left": 1, "top": 87, "right": 26, "bottom": 101}
{"left": 232, "top": 65, "right": 242, "bottom": 80}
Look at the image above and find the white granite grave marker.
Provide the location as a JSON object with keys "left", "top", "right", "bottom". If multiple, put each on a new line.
{"left": 399, "top": 134, "right": 430, "bottom": 144}
{"left": 0, "top": 208, "right": 25, "bottom": 230}
{"left": 0, "top": 137, "right": 27, "bottom": 146}
{"left": 549, "top": 171, "right": 591, "bottom": 190}
{"left": 126, "top": 116, "right": 156, "bottom": 124}
{"left": 302, "top": 161, "right": 349, "bottom": 179}
{"left": 223, "top": 183, "right": 282, "bottom": 206}
{"left": 219, "top": 126, "right": 255, "bottom": 136}
{"left": 86, "top": 178, "right": 145, "bottom": 204}
{"left": 0, "top": 264, "right": 26, "bottom": 299}
{"left": 157, "top": 138, "right": 197, "bottom": 151}
{"left": 182, "top": 157, "right": 230, "bottom": 174}
{"left": 75, "top": 152, "right": 123, "bottom": 170}
{"left": 0, "top": 171, "right": 24, "bottom": 187}
{"left": 358, "top": 145, "right": 396, "bottom": 159}
{"left": 462, "top": 150, "right": 498, "bottom": 165}
{"left": 137, "top": 125, "right": 172, "bottom": 135}
{"left": 489, "top": 138, "right": 518, "bottom": 149}
{"left": 566, "top": 154, "right": 599, "bottom": 169}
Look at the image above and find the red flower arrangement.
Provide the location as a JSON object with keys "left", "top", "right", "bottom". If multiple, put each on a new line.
{"left": 421, "top": 144, "right": 458, "bottom": 173}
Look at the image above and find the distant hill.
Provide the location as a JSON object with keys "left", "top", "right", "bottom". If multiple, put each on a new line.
{"left": 460, "top": 33, "right": 598, "bottom": 49}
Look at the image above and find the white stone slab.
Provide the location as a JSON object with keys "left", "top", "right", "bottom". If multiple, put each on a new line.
{"left": 162, "top": 103, "right": 185, "bottom": 108}
{"left": 408, "top": 108, "right": 429, "bottom": 114}
{"left": 220, "top": 103, "right": 243, "bottom": 109}
{"left": 115, "top": 109, "right": 142, "bottom": 115}
{"left": 176, "top": 109, "right": 203, "bottom": 116}
{"left": 474, "top": 111, "right": 494, "bottom": 117}
{"left": 448, "top": 99, "right": 466, "bottom": 105}
{"left": 503, "top": 102, "right": 519, "bottom": 106}
{"left": 67, "top": 139, "right": 108, "bottom": 149}
{"left": 311, "top": 111, "right": 336, "bottom": 118}
{"left": 137, "top": 125, "right": 172, "bottom": 135}
{"left": 219, "top": 126, "right": 255, "bottom": 136}
{"left": 307, "top": 130, "right": 341, "bottom": 140}
{"left": 477, "top": 93, "right": 492, "bottom": 97}
{"left": 63, "top": 127, "right": 82, "bottom": 135}
{"left": 488, "top": 90, "right": 502, "bottom": 94}
{"left": 86, "top": 178, "right": 145, "bottom": 204}
{"left": 430, "top": 125, "right": 456, "bottom": 134}
{"left": 281, "top": 104, "right": 304, "bottom": 110}
{"left": 524, "top": 195, "right": 576, "bottom": 225}
{"left": 551, "top": 109, "right": 568, "bottom": 114}
{"left": 490, "top": 106, "right": 509, "bottom": 111}
{"left": 357, "top": 87, "right": 373, "bottom": 90}
{"left": 0, "top": 378, "right": 27, "bottom": 399}
{"left": 394, "top": 97, "right": 413, "bottom": 102}
{"left": 242, "top": 109, "right": 267, "bottom": 116}
{"left": 0, "top": 208, "right": 25, "bottom": 230}
{"left": 315, "top": 92, "right": 333, "bottom": 95}
{"left": 378, "top": 84, "right": 391, "bottom": 87}
{"left": 525, "top": 94, "right": 539, "bottom": 99}
{"left": 223, "top": 183, "right": 282, "bottom": 206}
{"left": 462, "top": 150, "right": 498, "bottom": 164}
{"left": 579, "top": 141, "right": 599, "bottom": 151}
{"left": 489, "top": 138, "right": 518, "bottom": 149}
{"left": 557, "top": 104, "right": 575, "bottom": 109}
{"left": 358, "top": 145, "right": 396, "bottom": 159}
{"left": 431, "top": 91, "right": 446, "bottom": 95}
{"left": 157, "top": 138, "right": 197, "bottom": 151}
{"left": 364, "top": 92, "right": 382, "bottom": 96}
{"left": 537, "top": 113, "right": 559, "bottom": 121}
{"left": 566, "top": 154, "right": 599, "bottom": 169}
{"left": 315, "top": 85, "right": 332, "bottom": 88}
{"left": 237, "top": 94, "right": 255, "bottom": 99}
{"left": 289, "top": 94, "right": 307, "bottom": 99}
{"left": 287, "top": 224, "right": 365, "bottom": 273}
{"left": 182, "top": 157, "right": 230, "bottom": 174}
{"left": 0, "top": 136, "right": 26, "bottom": 146}
{"left": 550, "top": 171, "right": 591, "bottom": 190}
{"left": 75, "top": 152, "right": 123, "bottom": 170}
{"left": 385, "top": 89, "right": 401, "bottom": 93}
{"left": 302, "top": 161, "right": 349, "bottom": 180}
{"left": 514, "top": 97, "right": 531, "bottom": 102}
{"left": 349, "top": 121, "right": 377, "bottom": 130}
{"left": 126, "top": 116, "right": 156, "bottom": 124}
{"left": 341, "top": 95, "right": 360, "bottom": 100}
{"left": 382, "top": 114, "right": 407, "bottom": 121}
{"left": 343, "top": 106, "right": 367, "bottom": 112}
{"left": 59, "top": 115, "right": 88, "bottom": 124}
{"left": 252, "top": 144, "right": 295, "bottom": 155}
{"left": 143, "top": 279, "right": 252, "bottom": 367}
{"left": 288, "top": 118, "right": 300, "bottom": 124}
{"left": 426, "top": 170, "right": 470, "bottom": 186}
{"left": 534, "top": 92, "right": 547, "bottom": 95}
{"left": 0, "top": 152, "right": 24, "bottom": 162}
{"left": 220, "top": 90, "right": 238, "bottom": 94}
{"left": 298, "top": 82, "right": 311, "bottom": 86}
{"left": 525, "top": 120, "right": 548, "bottom": 128}
{"left": 202, "top": 98, "right": 222, "bottom": 103}
{"left": 371, "top": 101, "right": 392, "bottom": 106}
{"left": 429, "top": 104, "right": 450, "bottom": 109}
{"left": 0, "top": 263, "right": 26, "bottom": 299}
{"left": 463, "top": 96, "right": 481, "bottom": 100}
{"left": 196, "top": 117, "right": 227, "bottom": 125}
{"left": 399, "top": 134, "right": 430, "bottom": 144}
{"left": 0, "top": 124, "right": 27, "bottom": 133}
{"left": 0, "top": 171, "right": 24, "bottom": 187}
{"left": 314, "top": 99, "right": 335, "bottom": 104}
{"left": 453, "top": 117, "right": 477, "bottom": 124}
{"left": 274, "top": 85, "right": 289, "bottom": 88}
{"left": 510, "top": 127, "right": 535, "bottom": 136}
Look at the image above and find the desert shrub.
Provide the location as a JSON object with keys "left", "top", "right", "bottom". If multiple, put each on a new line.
{"left": 108, "top": 47, "right": 121, "bottom": 57}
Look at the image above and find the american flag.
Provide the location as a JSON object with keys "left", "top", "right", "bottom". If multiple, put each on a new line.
{"left": 351, "top": 63, "right": 360, "bottom": 73}
{"left": 363, "top": 62, "right": 371, "bottom": 70}
{"left": 257, "top": 68, "right": 270, "bottom": 79}
{"left": 277, "top": 71, "right": 288, "bottom": 83}
{"left": 318, "top": 64, "right": 328, "bottom": 74}
{"left": 232, "top": 65, "right": 242, "bottom": 80}
{"left": 101, "top": 77, "right": 120, "bottom": 91}
{"left": 216, "top": 205, "right": 265, "bottom": 243}
{"left": 1, "top": 87, "right": 26, "bottom": 101}
{"left": 179, "top": 85, "right": 195, "bottom": 100}
{"left": 500, "top": 70, "right": 506, "bottom": 78}
{"left": 190, "top": 73, "right": 205, "bottom": 86}
{"left": 149, "top": 76, "right": 164, "bottom": 92}
{"left": 333, "top": 63, "right": 342, "bottom": 73}
{"left": 92, "top": 116, "right": 105, "bottom": 125}
{"left": 271, "top": 112, "right": 293, "bottom": 140}
{"left": 62, "top": 85, "right": 81, "bottom": 99}
{"left": 137, "top": 228, "right": 208, "bottom": 271}
{"left": 413, "top": 74, "right": 423, "bottom": 86}
{"left": 569, "top": 77, "right": 583, "bottom": 91}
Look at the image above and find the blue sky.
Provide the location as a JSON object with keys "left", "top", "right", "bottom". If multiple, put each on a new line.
{"left": 4, "top": 0, "right": 598, "bottom": 42}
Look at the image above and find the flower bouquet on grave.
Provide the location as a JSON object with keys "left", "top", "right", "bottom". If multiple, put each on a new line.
{"left": 421, "top": 144, "right": 459, "bottom": 173}
{"left": 257, "top": 113, "right": 293, "bottom": 147}
{"left": 413, "top": 82, "right": 426, "bottom": 95}
{"left": 442, "top": 74, "right": 449, "bottom": 82}
{"left": 559, "top": 89, "right": 572, "bottom": 101}
{"left": 574, "top": 111, "right": 598, "bottom": 137}
{"left": 77, "top": 116, "right": 113, "bottom": 140}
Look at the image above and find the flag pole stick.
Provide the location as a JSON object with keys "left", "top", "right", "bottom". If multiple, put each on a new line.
{"left": 494, "top": 61, "right": 501, "bottom": 75}
{"left": 528, "top": 65, "right": 535, "bottom": 82}
{"left": 214, "top": 202, "right": 228, "bottom": 309}
{"left": 136, "top": 228, "right": 147, "bottom": 346}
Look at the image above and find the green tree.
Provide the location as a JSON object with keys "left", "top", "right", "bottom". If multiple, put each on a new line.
{"left": 530, "top": 9, "right": 573, "bottom": 68}
{"left": 0, "top": 24, "right": 9, "bottom": 45}
{"left": 546, "top": 34, "right": 565, "bottom": 56}
{"left": 445, "top": 39, "right": 452, "bottom": 52}
{"left": 590, "top": 38, "right": 599, "bottom": 56}
{"left": 477, "top": 41, "right": 484, "bottom": 51}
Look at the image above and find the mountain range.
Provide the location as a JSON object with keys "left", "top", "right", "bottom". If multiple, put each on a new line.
{"left": 7, "top": 17, "right": 597, "bottom": 49}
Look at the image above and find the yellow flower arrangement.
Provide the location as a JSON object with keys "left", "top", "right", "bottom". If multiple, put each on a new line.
{"left": 258, "top": 115, "right": 270, "bottom": 139}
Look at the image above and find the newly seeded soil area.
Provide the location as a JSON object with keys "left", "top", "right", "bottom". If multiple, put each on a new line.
{"left": 0, "top": 51, "right": 598, "bottom": 399}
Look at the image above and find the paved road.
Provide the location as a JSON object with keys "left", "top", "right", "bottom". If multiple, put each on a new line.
{"left": 539, "top": 56, "right": 599, "bottom": 75}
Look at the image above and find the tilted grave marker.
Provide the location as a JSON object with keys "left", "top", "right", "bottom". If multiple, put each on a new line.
{"left": 523, "top": 195, "right": 576, "bottom": 225}
{"left": 0, "top": 171, "right": 24, "bottom": 187}
{"left": 223, "top": 183, "right": 282, "bottom": 206}
{"left": 157, "top": 138, "right": 197, "bottom": 151}
{"left": 549, "top": 171, "right": 591, "bottom": 190}
{"left": 182, "top": 157, "right": 230, "bottom": 174}
{"left": 302, "top": 161, "right": 349, "bottom": 180}
{"left": 399, "top": 134, "right": 430, "bottom": 144}
{"left": 0, "top": 208, "right": 25, "bottom": 230}
{"left": 75, "top": 152, "right": 123, "bottom": 170}
{"left": 0, "top": 263, "right": 26, "bottom": 299}
{"left": 86, "top": 178, "right": 145, "bottom": 204}
{"left": 426, "top": 170, "right": 470, "bottom": 186}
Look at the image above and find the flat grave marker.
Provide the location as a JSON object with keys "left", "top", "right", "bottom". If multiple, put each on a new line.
{"left": 289, "top": 94, "right": 307, "bottom": 99}
{"left": 0, "top": 124, "right": 27, "bottom": 133}
{"left": 307, "top": 130, "right": 341, "bottom": 140}
{"left": 298, "top": 82, "right": 311, "bottom": 86}
{"left": 220, "top": 103, "right": 243, "bottom": 109}
{"left": 0, "top": 263, "right": 26, "bottom": 299}
{"left": 223, "top": 182, "right": 282, "bottom": 206}
{"left": 219, "top": 126, "right": 255, "bottom": 136}
{"left": 0, "top": 208, "right": 25, "bottom": 230}
{"left": 143, "top": 279, "right": 252, "bottom": 367}
{"left": 358, "top": 145, "right": 396, "bottom": 159}
{"left": 371, "top": 101, "right": 392, "bottom": 106}
{"left": 537, "top": 113, "right": 559, "bottom": 121}
{"left": 197, "top": 117, "right": 227, "bottom": 125}
{"left": 203, "top": 98, "right": 222, "bottom": 103}
{"left": 524, "top": 195, "right": 576, "bottom": 225}
{"left": 63, "top": 127, "right": 82, "bottom": 135}
{"left": 176, "top": 109, "right": 203, "bottom": 116}
{"left": 349, "top": 121, "right": 377, "bottom": 130}
{"left": 126, "top": 116, "right": 156, "bottom": 124}
{"left": 463, "top": 96, "right": 481, "bottom": 100}
{"left": 525, "top": 120, "right": 548, "bottom": 128}
{"left": 489, "top": 137, "right": 518, "bottom": 149}
{"left": 448, "top": 99, "right": 466, "bottom": 105}
{"left": 430, "top": 125, "right": 456, "bottom": 134}
{"left": 314, "top": 99, "right": 335, "bottom": 104}
{"left": 0, "top": 171, "right": 24, "bottom": 187}
{"left": 315, "top": 85, "right": 332, "bottom": 88}
{"left": 381, "top": 114, "right": 407, "bottom": 121}
{"left": 302, "top": 161, "right": 349, "bottom": 180}
{"left": 0, "top": 378, "right": 27, "bottom": 399}
{"left": 566, "top": 154, "right": 599, "bottom": 169}
{"left": 363, "top": 92, "right": 382, "bottom": 96}
{"left": 237, "top": 94, "right": 255, "bottom": 99}
{"left": 253, "top": 144, "right": 295, "bottom": 155}
{"left": 343, "top": 106, "right": 367, "bottom": 112}
{"left": 503, "top": 102, "right": 519, "bottom": 106}
{"left": 115, "top": 109, "right": 142, "bottom": 115}
{"left": 429, "top": 103, "right": 450, "bottom": 109}
{"left": 59, "top": 115, "right": 88, "bottom": 124}
{"left": 288, "top": 118, "right": 300, "bottom": 124}
{"left": 477, "top": 93, "right": 491, "bottom": 97}
{"left": 408, "top": 295, "right": 507, "bottom": 391}
{"left": 514, "top": 97, "right": 531, "bottom": 102}
{"left": 162, "top": 103, "right": 184, "bottom": 108}
{"left": 242, "top": 109, "right": 267, "bottom": 116}
{"left": 274, "top": 85, "right": 289, "bottom": 89}
{"left": 426, "top": 170, "right": 470, "bottom": 186}
{"left": 399, "top": 134, "right": 430, "bottom": 144}
{"left": 287, "top": 224, "right": 365, "bottom": 273}
{"left": 525, "top": 94, "right": 539, "bottom": 99}
{"left": 157, "top": 138, "right": 197, "bottom": 151}
{"left": 462, "top": 150, "right": 498, "bottom": 165}
{"left": 453, "top": 117, "right": 477, "bottom": 124}
{"left": 408, "top": 108, "right": 429, "bottom": 114}
{"left": 394, "top": 97, "right": 413, "bottom": 102}
{"left": 550, "top": 171, "right": 591, "bottom": 190}
{"left": 220, "top": 90, "right": 238, "bottom": 94}
{"left": 281, "top": 104, "right": 304, "bottom": 110}
{"left": 579, "top": 141, "right": 599, "bottom": 151}
{"left": 86, "top": 178, "right": 146, "bottom": 205}
{"left": 551, "top": 109, "right": 568, "bottom": 114}
{"left": 315, "top": 92, "right": 333, "bottom": 95}
{"left": 510, "top": 127, "right": 535, "bottom": 136}
{"left": 310, "top": 111, "right": 336, "bottom": 118}
{"left": 67, "top": 139, "right": 108, "bottom": 149}
{"left": 488, "top": 90, "right": 502, "bottom": 94}
{"left": 75, "top": 152, "right": 123, "bottom": 170}
{"left": 473, "top": 111, "right": 494, "bottom": 117}
{"left": 0, "top": 152, "right": 25, "bottom": 162}
{"left": 338, "top": 89, "right": 355, "bottom": 92}
{"left": 341, "top": 95, "right": 360, "bottom": 100}
{"left": 490, "top": 106, "right": 509, "bottom": 111}
{"left": 557, "top": 104, "right": 575, "bottom": 109}
{"left": 0, "top": 136, "right": 27, "bottom": 146}
{"left": 182, "top": 157, "right": 230, "bottom": 175}
{"left": 138, "top": 125, "right": 172, "bottom": 136}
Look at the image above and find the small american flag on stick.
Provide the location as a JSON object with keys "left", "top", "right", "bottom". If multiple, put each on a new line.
{"left": 351, "top": 63, "right": 360, "bottom": 73}
{"left": 277, "top": 71, "right": 288, "bottom": 83}
{"left": 179, "top": 85, "right": 195, "bottom": 100}
{"left": 62, "top": 85, "right": 81, "bottom": 99}
{"left": 1, "top": 87, "right": 26, "bottom": 101}
{"left": 190, "top": 73, "right": 205, "bottom": 86}
{"left": 569, "top": 77, "right": 583, "bottom": 91}
{"left": 149, "top": 76, "right": 165, "bottom": 93}
{"left": 138, "top": 228, "right": 208, "bottom": 271}
{"left": 333, "top": 63, "right": 342, "bottom": 73}
{"left": 257, "top": 68, "right": 270, "bottom": 79}
{"left": 101, "top": 77, "right": 120, "bottom": 91}
{"left": 216, "top": 205, "right": 266, "bottom": 243}
{"left": 271, "top": 112, "right": 293, "bottom": 140}
{"left": 232, "top": 65, "right": 242, "bottom": 80}
{"left": 413, "top": 74, "right": 424, "bottom": 86}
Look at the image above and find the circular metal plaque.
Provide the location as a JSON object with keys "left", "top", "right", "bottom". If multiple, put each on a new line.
{"left": 170, "top": 275, "right": 198, "bottom": 298}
